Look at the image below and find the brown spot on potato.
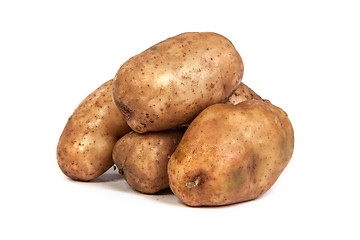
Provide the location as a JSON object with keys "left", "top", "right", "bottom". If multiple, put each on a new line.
{"left": 116, "top": 101, "right": 132, "bottom": 120}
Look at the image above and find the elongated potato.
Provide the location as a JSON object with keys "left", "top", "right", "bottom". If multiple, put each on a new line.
{"left": 113, "top": 32, "right": 244, "bottom": 133}
{"left": 226, "top": 82, "right": 261, "bottom": 105}
{"left": 168, "top": 100, "right": 294, "bottom": 206}
{"left": 113, "top": 130, "right": 183, "bottom": 194}
{"left": 57, "top": 80, "right": 131, "bottom": 181}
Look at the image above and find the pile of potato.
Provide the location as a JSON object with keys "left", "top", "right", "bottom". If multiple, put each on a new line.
{"left": 57, "top": 32, "right": 294, "bottom": 207}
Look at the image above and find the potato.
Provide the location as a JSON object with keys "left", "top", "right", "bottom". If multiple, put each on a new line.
{"left": 113, "top": 130, "right": 183, "bottom": 194}
{"left": 113, "top": 32, "right": 244, "bottom": 133}
{"left": 168, "top": 100, "right": 294, "bottom": 206}
{"left": 57, "top": 80, "right": 131, "bottom": 181}
{"left": 226, "top": 82, "right": 261, "bottom": 105}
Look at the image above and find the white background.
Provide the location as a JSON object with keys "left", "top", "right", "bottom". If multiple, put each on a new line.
{"left": 1, "top": 0, "right": 359, "bottom": 239}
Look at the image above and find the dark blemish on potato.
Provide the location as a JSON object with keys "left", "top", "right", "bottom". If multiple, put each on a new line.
{"left": 226, "top": 167, "right": 246, "bottom": 191}
{"left": 115, "top": 101, "right": 132, "bottom": 120}
{"left": 248, "top": 155, "right": 258, "bottom": 183}
{"left": 210, "top": 83, "right": 214, "bottom": 88}
{"left": 223, "top": 83, "right": 227, "bottom": 92}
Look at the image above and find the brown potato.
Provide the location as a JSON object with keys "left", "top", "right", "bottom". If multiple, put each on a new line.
{"left": 113, "top": 130, "right": 183, "bottom": 194}
{"left": 57, "top": 80, "right": 131, "bottom": 181}
{"left": 168, "top": 100, "right": 294, "bottom": 206}
{"left": 226, "top": 82, "right": 261, "bottom": 105}
{"left": 113, "top": 32, "right": 244, "bottom": 133}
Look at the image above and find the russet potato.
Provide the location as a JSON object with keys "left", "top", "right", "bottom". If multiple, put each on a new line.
{"left": 168, "top": 100, "right": 294, "bottom": 206}
{"left": 113, "top": 130, "right": 183, "bottom": 194}
{"left": 57, "top": 80, "right": 131, "bottom": 181}
{"left": 113, "top": 32, "right": 244, "bottom": 133}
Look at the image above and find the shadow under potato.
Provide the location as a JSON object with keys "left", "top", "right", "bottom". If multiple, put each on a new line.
{"left": 143, "top": 187, "right": 173, "bottom": 196}
{"left": 68, "top": 168, "right": 275, "bottom": 208}
{"left": 90, "top": 171, "right": 122, "bottom": 182}
{"left": 88, "top": 168, "right": 172, "bottom": 193}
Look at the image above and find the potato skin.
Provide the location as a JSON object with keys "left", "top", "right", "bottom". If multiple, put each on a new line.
{"left": 113, "top": 130, "right": 183, "bottom": 194}
{"left": 113, "top": 32, "right": 244, "bottom": 133}
{"left": 168, "top": 100, "right": 294, "bottom": 206}
{"left": 226, "top": 82, "right": 261, "bottom": 105}
{"left": 57, "top": 80, "right": 131, "bottom": 181}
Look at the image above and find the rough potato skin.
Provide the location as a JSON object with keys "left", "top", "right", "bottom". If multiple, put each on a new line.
{"left": 113, "top": 32, "right": 244, "bottom": 133}
{"left": 168, "top": 100, "right": 294, "bottom": 206}
{"left": 226, "top": 82, "right": 261, "bottom": 105}
{"left": 57, "top": 80, "right": 131, "bottom": 181}
{"left": 113, "top": 130, "right": 183, "bottom": 194}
